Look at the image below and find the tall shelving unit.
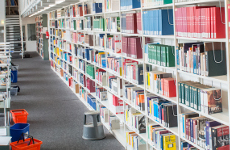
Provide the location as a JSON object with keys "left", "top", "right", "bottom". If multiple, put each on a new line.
{"left": 47, "top": 0, "right": 230, "bottom": 150}
{"left": 36, "top": 14, "right": 49, "bottom": 60}
{"left": 0, "top": 43, "right": 12, "bottom": 149}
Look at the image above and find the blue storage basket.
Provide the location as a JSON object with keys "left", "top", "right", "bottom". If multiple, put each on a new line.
{"left": 11, "top": 70, "right": 18, "bottom": 83}
{"left": 10, "top": 123, "right": 30, "bottom": 142}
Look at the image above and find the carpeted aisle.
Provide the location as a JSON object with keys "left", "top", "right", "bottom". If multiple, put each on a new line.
{"left": 10, "top": 52, "right": 124, "bottom": 150}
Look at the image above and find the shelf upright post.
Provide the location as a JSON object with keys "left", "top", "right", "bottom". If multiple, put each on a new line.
{"left": 118, "top": 1, "right": 127, "bottom": 149}
{"left": 224, "top": 0, "right": 230, "bottom": 144}
{"left": 140, "top": 1, "right": 149, "bottom": 149}
{"left": 173, "top": 0, "right": 181, "bottom": 149}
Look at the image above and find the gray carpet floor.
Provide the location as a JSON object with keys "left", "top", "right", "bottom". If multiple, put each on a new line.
{"left": 9, "top": 52, "right": 124, "bottom": 150}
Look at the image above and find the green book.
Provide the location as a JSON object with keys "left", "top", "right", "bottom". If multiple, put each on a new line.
{"left": 73, "top": 20, "right": 76, "bottom": 30}
{"left": 148, "top": 44, "right": 152, "bottom": 63}
{"left": 163, "top": 0, "right": 172, "bottom": 4}
{"left": 117, "top": 17, "right": 120, "bottom": 32}
{"left": 197, "top": 88, "right": 201, "bottom": 111}
{"left": 152, "top": 44, "right": 157, "bottom": 64}
{"left": 193, "top": 86, "right": 198, "bottom": 110}
{"left": 178, "top": 82, "right": 181, "bottom": 103}
{"left": 181, "top": 82, "right": 185, "bottom": 104}
{"left": 166, "top": 46, "right": 175, "bottom": 67}
{"left": 161, "top": 45, "right": 167, "bottom": 67}
{"left": 190, "top": 85, "right": 193, "bottom": 108}
{"left": 184, "top": 84, "right": 190, "bottom": 107}
{"left": 156, "top": 45, "right": 161, "bottom": 66}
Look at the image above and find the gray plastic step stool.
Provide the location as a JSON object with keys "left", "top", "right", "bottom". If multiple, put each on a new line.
{"left": 82, "top": 111, "right": 105, "bottom": 140}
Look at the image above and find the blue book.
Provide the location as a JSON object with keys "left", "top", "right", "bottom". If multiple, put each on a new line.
{"left": 154, "top": 10, "right": 158, "bottom": 35}
{"left": 190, "top": 119, "right": 193, "bottom": 142}
{"left": 193, "top": 51, "right": 197, "bottom": 74}
{"left": 143, "top": 11, "right": 146, "bottom": 34}
{"left": 158, "top": 10, "right": 162, "bottom": 35}
{"left": 150, "top": 10, "right": 154, "bottom": 35}
{"left": 180, "top": 141, "right": 188, "bottom": 150}
{"left": 11, "top": 0, "right": 15, "bottom": 6}
{"left": 93, "top": 3, "right": 102, "bottom": 13}
{"left": 131, "top": 0, "right": 141, "bottom": 9}
{"left": 158, "top": 9, "right": 174, "bottom": 35}
{"left": 206, "top": 121, "right": 221, "bottom": 149}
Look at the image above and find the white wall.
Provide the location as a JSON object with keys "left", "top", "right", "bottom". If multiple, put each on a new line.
{"left": 0, "top": 0, "right": 5, "bottom": 42}
{"left": 22, "top": 16, "right": 37, "bottom": 52}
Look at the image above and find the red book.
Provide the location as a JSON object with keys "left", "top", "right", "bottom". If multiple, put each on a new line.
{"left": 191, "top": 7, "right": 195, "bottom": 38}
{"left": 131, "top": 13, "right": 137, "bottom": 34}
{"left": 183, "top": 7, "right": 188, "bottom": 37}
{"left": 194, "top": 7, "right": 199, "bottom": 38}
{"left": 79, "top": 6, "right": 83, "bottom": 16}
{"left": 136, "top": 12, "right": 142, "bottom": 34}
{"left": 135, "top": 37, "right": 142, "bottom": 59}
{"left": 213, "top": 7, "right": 225, "bottom": 38}
{"left": 113, "top": 95, "right": 119, "bottom": 106}
{"left": 130, "top": 38, "right": 135, "bottom": 58}
{"left": 198, "top": 8, "right": 202, "bottom": 38}
{"left": 186, "top": 118, "right": 190, "bottom": 140}
{"left": 206, "top": 8, "right": 211, "bottom": 38}
{"left": 186, "top": 7, "right": 190, "bottom": 37}
{"left": 164, "top": 78, "right": 176, "bottom": 97}
{"left": 83, "top": 75, "right": 86, "bottom": 87}
{"left": 90, "top": 80, "right": 95, "bottom": 92}
{"left": 200, "top": 8, "right": 206, "bottom": 38}
{"left": 122, "top": 37, "right": 128, "bottom": 56}
{"left": 127, "top": 37, "right": 132, "bottom": 57}
{"left": 73, "top": 6, "right": 76, "bottom": 17}
{"left": 193, "top": 119, "right": 197, "bottom": 144}
{"left": 181, "top": 8, "right": 185, "bottom": 37}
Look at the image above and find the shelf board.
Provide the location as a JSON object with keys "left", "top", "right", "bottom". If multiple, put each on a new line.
{"left": 176, "top": 37, "right": 227, "bottom": 42}
{"left": 175, "top": 0, "right": 223, "bottom": 6}
{"left": 142, "top": 4, "right": 173, "bottom": 10}
{"left": 179, "top": 103, "right": 229, "bottom": 125}
{"left": 177, "top": 70, "right": 228, "bottom": 84}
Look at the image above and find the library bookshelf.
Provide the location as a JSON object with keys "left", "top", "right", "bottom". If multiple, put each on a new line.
{"left": 46, "top": 0, "right": 230, "bottom": 150}
{"left": 36, "top": 14, "right": 49, "bottom": 60}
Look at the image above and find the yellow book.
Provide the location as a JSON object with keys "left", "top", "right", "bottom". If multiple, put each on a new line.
{"left": 126, "top": 132, "right": 135, "bottom": 144}
{"left": 147, "top": 72, "right": 150, "bottom": 89}
{"left": 163, "top": 134, "right": 176, "bottom": 150}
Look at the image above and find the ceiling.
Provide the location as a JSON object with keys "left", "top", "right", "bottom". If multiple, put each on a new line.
{"left": 22, "top": 0, "right": 82, "bottom": 18}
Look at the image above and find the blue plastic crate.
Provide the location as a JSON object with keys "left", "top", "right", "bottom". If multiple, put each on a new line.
{"left": 10, "top": 123, "right": 30, "bottom": 142}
